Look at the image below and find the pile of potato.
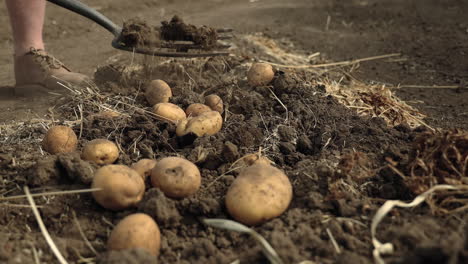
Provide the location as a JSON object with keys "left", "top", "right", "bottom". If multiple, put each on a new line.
{"left": 41, "top": 124, "right": 204, "bottom": 256}
{"left": 38, "top": 63, "right": 289, "bottom": 259}
{"left": 146, "top": 79, "right": 224, "bottom": 137}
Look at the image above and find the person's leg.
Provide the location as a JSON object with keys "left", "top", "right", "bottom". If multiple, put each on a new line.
{"left": 5, "top": 0, "right": 89, "bottom": 95}
{"left": 6, "top": 0, "right": 46, "bottom": 56}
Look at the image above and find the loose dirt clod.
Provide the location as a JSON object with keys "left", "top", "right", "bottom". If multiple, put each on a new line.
{"left": 160, "top": 15, "right": 218, "bottom": 49}
{"left": 137, "top": 188, "right": 182, "bottom": 226}
{"left": 120, "top": 18, "right": 159, "bottom": 48}
{"left": 97, "top": 248, "right": 157, "bottom": 264}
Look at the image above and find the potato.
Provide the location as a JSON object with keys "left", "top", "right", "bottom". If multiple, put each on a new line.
{"left": 150, "top": 157, "right": 201, "bottom": 198}
{"left": 176, "top": 111, "right": 222, "bottom": 137}
{"left": 42, "top": 125, "right": 78, "bottom": 154}
{"left": 225, "top": 164, "right": 292, "bottom": 225}
{"left": 131, "top": 159, "right": 157, "bottom": 180}
{"left": 152, "top": 103, "right": 186, "bottom": 124}
{"left": 185, "top": 103, "right": 212, "bottom": 117}
{"left": 145, "top": 79, "right": 172, "bottom": 106}
{"left": 107, "top": 213, "right": 161, "bottom": 256}
{"left": 92, "top": 165, "right": 145, "bottom": 210}
{"left": 247, "top": 63, "right": 275, "bottom": 87}
{"left": 82, "top": 139, "right": 119, "bottom": 165}
{"left": 204, "top": 94, "right": 224, "bottom": 113}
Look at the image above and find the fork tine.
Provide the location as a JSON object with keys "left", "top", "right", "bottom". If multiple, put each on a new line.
{"left": 216, "top": 28, "right": 233, "bottom": 33}
{"left": 217, "top": 35, "right": 233, "bottom": 40}
{"left": 161, "top": 42, "right": 231, "bottom": 50}
{"left": 116, "top": 45, "right": 230, "bottom": 57}
{"left": 137, "top": 49, "right": 230, "bottom": 57}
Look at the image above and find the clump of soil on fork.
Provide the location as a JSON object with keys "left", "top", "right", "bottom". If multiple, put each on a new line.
{"left": 119, "top": 18, "right": 160, "bottom": 47}
{"left": 160, "top": 15, "right": 218, "bottom": 49}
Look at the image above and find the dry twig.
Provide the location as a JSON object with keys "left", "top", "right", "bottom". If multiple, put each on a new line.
{"left": 0, "top": 188, "right": 101, "bottom": 201}
{"left": 24, "top": 186, "right": 68, "bottom": 264}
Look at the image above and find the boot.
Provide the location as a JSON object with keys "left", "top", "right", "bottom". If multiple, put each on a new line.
{"left": 14, "top": 48, "right": 90, "bottom": 96}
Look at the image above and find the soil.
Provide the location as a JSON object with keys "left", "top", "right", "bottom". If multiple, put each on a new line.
{"left": 0, "top": 1, "right": 468, "bottom": 264}
{"left": 119, "top": 15, "right": 218, "bottom": 50}
{"left": 160, "top": 15, "right": 218, "bottom": 49}
{"left": 120, "top": 18, "right": 160, "bottom": 48}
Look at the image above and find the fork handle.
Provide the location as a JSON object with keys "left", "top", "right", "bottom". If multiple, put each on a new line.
{"left": 47, "top": 0, "right": 122, "bottom": 36}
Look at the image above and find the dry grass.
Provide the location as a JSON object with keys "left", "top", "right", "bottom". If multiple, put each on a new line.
{"left": 390, "top": 130, "right": 467, "bottom": 184}
{"left": 240, "top": 34, "right": 313, "bottom": 66}
{"left": 385, "top": 129, "right": 468, "bottom": 214}
{"left": 0, "top": 188, "right": 102, "bottom": 201}
{"left": 323, "top": 78, "right": 431, "bottom": 129}
{"left": 405, "top": 129, "right": 468, "bottom": 194}
{"left": 326, "top": 228, "right": 341, "bottom": 254}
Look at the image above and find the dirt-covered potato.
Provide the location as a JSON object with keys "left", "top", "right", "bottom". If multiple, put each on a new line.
{"left": 42, "top": 125, "right": 78, "bottom": 154}
{"left": 225, "top": 164, "right": 292, "bottom": 225}
{"left": 92, "top": 165, "right": 145, "bottom": 210}
{"left": 145, "top": 79, "right": 172, "bottom": 106}
{"left": 131, "top": 159, "right": 157, "bottom": 180}
{"left": 82, "top": 139, "right": 119, "bottom": 165}
{"left": 247, "top": 62, "right": 275, "bottom": 87}
{"left": 150, "top": 157, "right": 201, "bottom": 198}
{"left": 107, "top": 213, "right": 161, "bottom": 256}
{"left": 204, "top": 94, "right": 224, "bottom": 113}
{"left": 176, "top": 110, "right": 222, "bottom": 137}
{"left": 152, "top": 103, "right": 186, "bottom": 124}
{"left": 185, "top": 103, "right": 212, "bottom": 117}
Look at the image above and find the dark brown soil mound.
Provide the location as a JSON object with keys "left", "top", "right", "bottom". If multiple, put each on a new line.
{"left": 5, "top": 55, "right": 462, "bottom": 264}
{"left": 1, "top": 0, "right": 468, "bottom": 260}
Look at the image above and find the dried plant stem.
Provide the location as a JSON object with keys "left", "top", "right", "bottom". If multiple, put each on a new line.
{"left": 326, "top": 228, "right": 341, "bottom": 254}
{"left": 267, "top": 87, "right": 288, "bottom": 122}
{"left": 204, "top": 165, "right": 244, "bottom": 190}
{"left": 203, "top": 218, "right": 283, "bottom": 264}
{"left": 72, "top": 210, "right": 98, "bottom": 255}
{"left": 0, "top": 203, "right": 44, "bottom": 208}
{"left": 24, "top": 186, "right": 68, "bottom": 264}
{"left": 371, "top": 185, "right": 468, "bottom": 264}
{"left": 29, "top": 242, "right": 40, "bottom": 264}
{"left": 78, "top": 104, "right": 84, "bottom": 139}
{"left": 396, "top": 85, "right": 461, "bottom": 89}
{"left": 262, "top": 53, "right": 401, "bottom": 69}
{"left": 0, "top": 188, "right": 101, "bottom": 201}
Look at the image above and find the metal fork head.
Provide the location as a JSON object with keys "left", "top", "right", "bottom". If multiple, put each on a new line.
{"left": 111, "top": 28, "right": 233, "bottom": 58}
